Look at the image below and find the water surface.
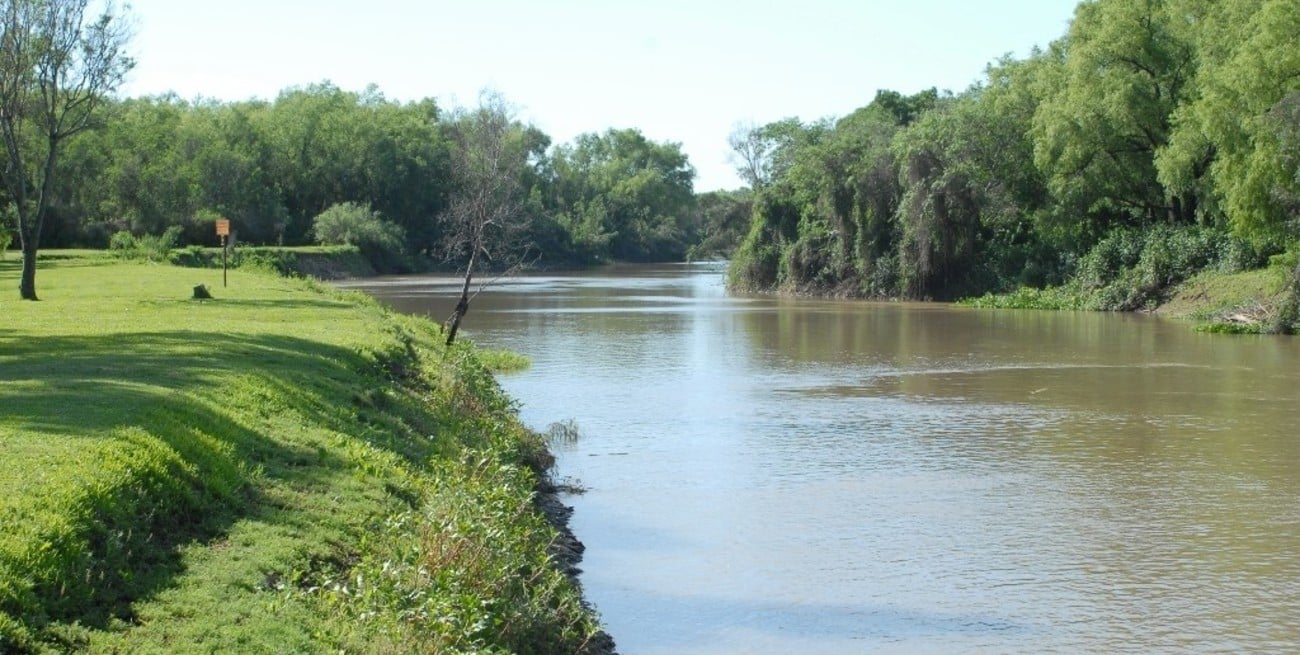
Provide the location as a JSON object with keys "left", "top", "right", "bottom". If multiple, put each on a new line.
{"left": 344, "top": 263, "right": 1300, "bottom": 654}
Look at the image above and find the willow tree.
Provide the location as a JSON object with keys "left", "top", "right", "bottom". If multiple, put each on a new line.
{"left": 1032, "top": 0, "right": 1196, "bottom": 233}
{"left": 1162, "top": 0, "right": 1300, "bottom": 242}
{"left": 0, "top": 0, "right": 132, "bottom": 300}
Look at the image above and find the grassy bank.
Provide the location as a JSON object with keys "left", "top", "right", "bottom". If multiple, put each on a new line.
{"left": 1157, "top": 260, "right": 1300, "bottom": 333}
{"left": 0, "top": 256, "right": 605, "bottom": 653}
{"left": 967, "top": 256, "right": 1300, "bottom": 335}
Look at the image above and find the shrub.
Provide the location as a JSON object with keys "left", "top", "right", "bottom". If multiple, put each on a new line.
{"left": 1076, "top": 228, "right": 1145, "bottom": 290}
{"left": 1270, "top": 256, "right": 1300, "bottom": 334}
{"left": 108, "top": 226, "right": 183, "bottom": 262}
{"left": 312, "top": 203, "right": 408, "bottom": 273}
{"left": 727, "top": 241, "right": 780, "bottom": 291}
{"left": 1077, "top": 225, "right": 1230, "bottom": 310}
{"left": 962, "top": 283, "right": 1086, "bottom": 310}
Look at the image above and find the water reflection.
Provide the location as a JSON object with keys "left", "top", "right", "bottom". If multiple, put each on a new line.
{"left": 343, "top": 263, "right": 1300, "bottom": 654}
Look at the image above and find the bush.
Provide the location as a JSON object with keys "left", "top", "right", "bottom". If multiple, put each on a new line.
{"left": 1076, "top": 228, "right": 1145, "bottom": 290}
{"left": 727, "top": 241, "right": 780, "bottom": 291}
{"left": 962, "top": 283, "right": 1086, "bottom": 310}
{"left": 1271, "top": 256, "right": 1300, "bottom": 334}
{"left": 1076, "top": 225, "right": 1229, "bottom": 310}
{"left": 108, "top": 226, "right": 183, "bottom": 262}
{"left": 312, "top": 203, "right": 409, "bottom": 273}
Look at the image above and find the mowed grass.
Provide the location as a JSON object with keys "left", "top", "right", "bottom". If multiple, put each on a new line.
{"left": 0, "top": 255, "right": 600, "bottom": 653}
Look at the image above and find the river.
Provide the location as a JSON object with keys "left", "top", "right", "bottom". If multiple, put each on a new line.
{"left": 342, "top": 262, "right": 1300, "bottom": 654}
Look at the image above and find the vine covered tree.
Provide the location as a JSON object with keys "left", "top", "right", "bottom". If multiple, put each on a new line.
{"left": 0, "top": 0, "right": 133, "bottom": 300}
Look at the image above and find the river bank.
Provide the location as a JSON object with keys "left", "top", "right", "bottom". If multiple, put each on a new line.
{"left": 0, "top": 256, "right": 609, "bottom": 653}
{"left": 352, "top": 263, "right": 1300, "bottom": 653}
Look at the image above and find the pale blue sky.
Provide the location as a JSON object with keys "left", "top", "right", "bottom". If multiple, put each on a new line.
{"left": 120, "top": 0, "right": 1080, "bottom": 191}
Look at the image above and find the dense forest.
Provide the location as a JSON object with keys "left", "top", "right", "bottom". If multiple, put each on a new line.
{"left": 728, "top": 0, "right": 1299, "bottom": 314}
{"left": 2, "top": 84, "right": 711, "bottom": 271}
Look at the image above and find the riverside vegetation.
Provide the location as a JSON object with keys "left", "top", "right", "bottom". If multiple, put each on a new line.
{"left": 725, "top": 0, "right": 1300, "bottom": 334}
{"left": 0, "top": 252, "right": 608, "bottom": 654}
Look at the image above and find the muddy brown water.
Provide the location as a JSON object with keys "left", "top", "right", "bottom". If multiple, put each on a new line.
{"left": 342, "top": 262, "right": 1300, "bottom": 654}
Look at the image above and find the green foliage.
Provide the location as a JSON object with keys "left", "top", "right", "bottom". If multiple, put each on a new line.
{"left": 1068, "top": 224, "right": 1228, "bottom": 309}
{"left": 962, "top": 284, "right": 1087, "bottom": 310}
{"left": 40, "top": 84, "right": 701, "bottom": 268}
{"left": 1160, "top": 0, "right": 1300, "bottom": 242}
{"left": 727, "top": 0, "right": 1299, "bottom": 312}
{"left": 727, "top": 198, "right": 786, "bottom": 291}
{"left": 166, "top": 245, "right": 377, "bottom": 279}
{"left": 1033, "top": 0, "right": 1197, "bottom": 230}
{"left": 0, "top": 261, "right": 602, "bottom": 652}
{"left": 1196, "top": 321, "right": 1263, "bottom": 334}
{"left": 312, "top": 202, "right": 409, "bottom": 273}
{"left": 548, "top": 128, "right": 698, "bottom": 263}
{"left": 107, "top": 225, "right": 183, "bottom": 261}
{"left": 475, "top": 348, "right": 532, "bottom": 373}
{"left": 688, "top": 189, "right": 753, "bottom": 260}
{"left": 311, "top": 457, "right": 594, "bottom": 653}
{"left": 1269, "top": 255, "right": 1300, "bottom": 334}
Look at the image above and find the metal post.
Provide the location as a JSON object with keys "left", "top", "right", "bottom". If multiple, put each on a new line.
{"left": 221, "top": 234, "right": 227, "bottom": 287}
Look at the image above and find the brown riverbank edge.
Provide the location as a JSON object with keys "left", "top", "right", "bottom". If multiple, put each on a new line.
{"left": 536, "top": 474, "right": 619, "bottom": 655}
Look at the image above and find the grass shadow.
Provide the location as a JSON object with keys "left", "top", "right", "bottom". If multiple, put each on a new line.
{"left": 0, "top": 329, "right": 441, "bottom": 635}
{"left": 134, "top": 297, "right": 366, "bottom": 312}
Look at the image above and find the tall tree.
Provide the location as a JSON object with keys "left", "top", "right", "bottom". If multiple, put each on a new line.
{"left": 1032, "top": 0, "right": 1196, "bottom": 235}
{"left": 0, "top": 0, "right": 132, "bottom": 299}
{"left": 1161, "top": 0, "right": 1299, "bottom": 242}
{"left": 549, "top": 128, "right": 697, "bottom": 262}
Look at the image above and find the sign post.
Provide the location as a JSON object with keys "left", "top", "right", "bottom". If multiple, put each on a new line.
{"left": 215, "top": 219, "right": 230, "bottom": 287}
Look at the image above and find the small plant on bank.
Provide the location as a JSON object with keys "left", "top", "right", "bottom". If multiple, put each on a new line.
{"left": 547, "top": 419, "right": 582, "bottom": 446}
{"left": 476, "top": 348, "right": 532, "bottom": 373}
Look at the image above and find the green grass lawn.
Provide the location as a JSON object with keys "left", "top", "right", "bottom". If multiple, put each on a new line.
{"left": 0, "top": 256, "right": 600, "bottom": 653}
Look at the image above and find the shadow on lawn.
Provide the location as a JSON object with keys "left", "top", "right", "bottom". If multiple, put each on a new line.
{"left": 0, "top": 329, "right": 441, "bottom": 634}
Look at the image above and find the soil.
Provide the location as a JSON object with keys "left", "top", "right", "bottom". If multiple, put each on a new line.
{"left": 536, "top": 475, "right": 618, "bottom": 655}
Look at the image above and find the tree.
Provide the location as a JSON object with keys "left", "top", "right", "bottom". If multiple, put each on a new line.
{"left": 1161, "top": 0, "right": 1299, "bottom": 242}
{"left": 726, "top": 118, "right": 805, "bottom": 191}
{"left": 0, "top": 0, "right": 133, "bottom": 299}
{"left": 439, "top": 92, "right": 533, "bottom": 346}
{"left": 688, "top": 188, "right": 752, "bottom": 260}
{"left": 1032, "top": 0, "right": 1197, "bottom": 235}
{"left": 727, "top": 121, "right": 776, "bottom": 190}
{"left": 549, "top": 128, "right": 697, "bottom": 262}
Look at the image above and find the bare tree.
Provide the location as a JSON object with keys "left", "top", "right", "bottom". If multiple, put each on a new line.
{"left": 439, "top": 91, "right": 534, "bottom": 346}
{"left": 0, "top": 0, "right": 133, "bottom": 300}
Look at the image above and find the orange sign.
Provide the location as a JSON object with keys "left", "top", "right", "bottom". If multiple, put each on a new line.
{"left": 215, "top": 219, "right": 230, "bottom": 236}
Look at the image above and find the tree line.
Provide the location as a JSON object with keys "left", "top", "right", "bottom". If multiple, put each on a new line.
{"left": 0, "top": 0, "right": 740, "bottom": 300}
{"left": 19, "top": 84, "right": 703, "bottom": 268}
{"left": 728, "top": 0, "right": 1299, "bottom": 307}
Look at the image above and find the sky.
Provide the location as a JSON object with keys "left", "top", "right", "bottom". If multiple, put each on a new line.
{"left": 119, "top": 0, "right": 1081, "bottom": 192}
